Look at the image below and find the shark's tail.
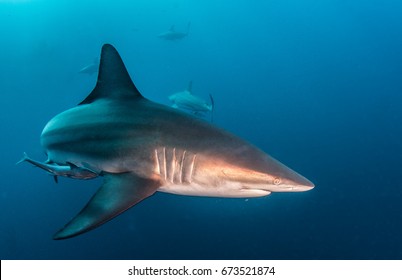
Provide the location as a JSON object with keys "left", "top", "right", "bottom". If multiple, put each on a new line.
{"left": 209, "top": 94, "right": 215, "bottom": 123}
{"left": 16, "top": 152, "right": 29, "bottom": 165}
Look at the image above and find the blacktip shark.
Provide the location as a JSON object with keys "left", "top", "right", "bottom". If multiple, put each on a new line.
{"left": 157, "top": 22, "right": 191, "bottom": 40}
{"left": 169, "top": 81, "right": 214, "bottom": 120}
{"left": 20, "top": 44, "right": 314, "bottom": 240}
{"left": 78, "top": 58, "right": 99, "bottom": 75}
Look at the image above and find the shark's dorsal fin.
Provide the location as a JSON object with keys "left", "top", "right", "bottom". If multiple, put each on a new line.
{"left": 169, "top": 25, "right": 175, "bottom": 32}
{"left": 79, "top": 44, "right": 143, "bottom": 105}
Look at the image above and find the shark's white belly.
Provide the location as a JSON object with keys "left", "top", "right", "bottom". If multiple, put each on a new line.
{"left": 157, "top": 183, "right": 271, "bottom": 198}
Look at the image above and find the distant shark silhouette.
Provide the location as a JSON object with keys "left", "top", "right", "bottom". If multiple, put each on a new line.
{"left": 20, "top": 44, "right": 314, "bottom": 240}
{"left": 169, "top": 81, "right": 214, "bottom": 120}
{"left": 78, "top": 58, "right": 99, "bottom": 75}
{"left": 157, "top": 22, "right": 191, "bottom": 40}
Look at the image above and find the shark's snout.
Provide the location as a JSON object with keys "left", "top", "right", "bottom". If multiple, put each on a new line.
{"left": 258, "top": 173, "right": 314, "bottom": 193}
{"left": 268, "top": 164, "right": 315, "bottom": 193}
{"left": 288, "top": 176, "right": 315, "bottom": 192}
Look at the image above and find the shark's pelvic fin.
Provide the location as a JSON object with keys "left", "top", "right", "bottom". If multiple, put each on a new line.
{"left": 79, "top": 44, "right": 143, "bottom": 105}
{"left": 53, "top": 173, "right": 160, "bottom": 240}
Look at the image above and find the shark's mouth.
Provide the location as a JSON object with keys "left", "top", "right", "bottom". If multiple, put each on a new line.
{"left": 240, "top": 186, "right": 272, "bottom": 197}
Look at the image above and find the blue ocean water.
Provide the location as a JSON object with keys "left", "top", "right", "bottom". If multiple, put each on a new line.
{"left": 1, "top": 0, "right": 401, "bottom": 259}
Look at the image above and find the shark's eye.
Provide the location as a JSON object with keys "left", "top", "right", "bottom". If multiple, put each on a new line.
{"left": 273, "top": 177, "right": 281, "bottom": 185}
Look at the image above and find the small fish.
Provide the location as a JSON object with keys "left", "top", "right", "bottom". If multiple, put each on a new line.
{"left": 17, "top": 152, "right": 99, "bottom": 183}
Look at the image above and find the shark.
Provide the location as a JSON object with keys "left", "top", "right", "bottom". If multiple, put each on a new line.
{"left": 21, "top": 44, "right": 314, "bottom": 240}
{"left": 168, "top": 81, "right": 214, "bottom": 119}
{"left": 157, "top": 22, "right": 191, "bottom": 41}
{"left": 78, "top": 58, "right": 99, "bottom": 75}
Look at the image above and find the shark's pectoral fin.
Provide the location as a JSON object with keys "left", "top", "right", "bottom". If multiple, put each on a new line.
{"left": 53, "top": 173, "right": 160, "bottom": 240}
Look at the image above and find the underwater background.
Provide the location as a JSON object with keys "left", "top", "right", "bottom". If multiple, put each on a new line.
{"left": 1, "top": 0, "right": 401, "bottom": 259}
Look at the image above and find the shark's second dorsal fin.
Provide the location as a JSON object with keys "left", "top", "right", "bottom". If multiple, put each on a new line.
{"left": 79, "top": 44, "right": 143, "bottom": 105}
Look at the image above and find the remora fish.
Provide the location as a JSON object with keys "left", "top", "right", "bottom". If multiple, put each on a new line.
{"left": 17, "top": 152, "right": 98, "bottom": 183}
{"left": 22, "top": 44, "right": 314, "bottom": 240}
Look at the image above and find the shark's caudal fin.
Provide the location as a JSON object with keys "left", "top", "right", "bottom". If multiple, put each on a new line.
{"left": 79, "top": 44, "right": 143, "bottom": 105}
{"left": 53, "top": 173, "right": 160, "bottom": 240}
{"left": 209, "top": 93, "right": 214, "bottom": 109}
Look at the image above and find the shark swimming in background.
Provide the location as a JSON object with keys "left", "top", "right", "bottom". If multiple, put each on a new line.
{"left": 78, "top": 58, "right": 99, "bottom": 75}
{"left": 169, "top": 81, "right": 214, "bottom": 120}
{"left": 157, "top": 22, "right": 191, "bottom": 41}
{"left": 20, "top": 44, "right": 314, "bottom": 240}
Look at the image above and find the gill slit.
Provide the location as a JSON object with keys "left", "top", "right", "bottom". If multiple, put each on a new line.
{"left": 189, "top": 154, "right": 197, "bottom": 183}
{"left": 171, "top": 148, "right": 176, "bottom": 183}
{"left": 180, "top": 150, "right": 186, "bottom": 184}
{"left": 163, "top": 147, "right": 167, "bottom": 180}
{"left": 154, "top": 149, "right": 161, "bottom": 175}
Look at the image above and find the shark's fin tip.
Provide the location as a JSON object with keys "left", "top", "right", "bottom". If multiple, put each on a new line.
{"left": 79, "top": 44, "right": 143, "bottom": 105}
